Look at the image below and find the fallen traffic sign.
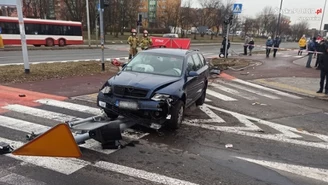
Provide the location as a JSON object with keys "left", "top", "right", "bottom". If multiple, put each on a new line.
{"left": 12, "top": 123, "right": 82, "bottom": 158}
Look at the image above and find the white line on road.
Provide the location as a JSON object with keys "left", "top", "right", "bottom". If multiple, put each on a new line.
{"left": 209, "top": 83, "right": 258, "bottom": 100}
{"left": 233, "top": 79, "right": 303, "bottom": 99}
{"left": 35, "top": 99, "right": 102, "bottom": 115}
{"left": 183, "top": 104, "right": 328, "bottom": 150}
{"left": 223, "top": 81, "right": 281, "bottom": 100}
{"left": 0, "top": 137, "right": 89, "bottom": 175}
{"left": 0, "top": 171, "right": 47, "bottom": 185}
{"left": 206, "top": 89, "right": 237, "bottom": 101}
{"left": 94, "top": 161, "right": 199, "bottom": 185}
{"left": 236, "top": 157, "right": 328, "bottom": 183}
{"left": 3, "top": 104, "right": 79, "bottom": 123}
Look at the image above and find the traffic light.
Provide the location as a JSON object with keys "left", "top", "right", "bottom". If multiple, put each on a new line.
{"left": 100, "top": 0, "right": 110, "bottom": 9}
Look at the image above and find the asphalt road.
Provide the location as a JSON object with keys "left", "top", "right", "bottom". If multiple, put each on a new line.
{"left": 0, "top": 42, "right": 299, "bottom": 65}
{"left": 1, "top": 42, "right": 327, "bottom": 185}
{"left": 1, "top": 73, "right": 328, "bottom": 185}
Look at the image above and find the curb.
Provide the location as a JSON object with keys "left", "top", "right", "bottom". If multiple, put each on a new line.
{"left": 0, "top": 57, "right": 129, "bottom": 67}
{"left": 0, "top": 46, "right": 103, "bottom": 51}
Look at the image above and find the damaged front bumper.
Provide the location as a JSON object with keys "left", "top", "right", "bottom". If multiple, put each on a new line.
{"left": 97, "top": 92, "right": 174, "bottom": 129}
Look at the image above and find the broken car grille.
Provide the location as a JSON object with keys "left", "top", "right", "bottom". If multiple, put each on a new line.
{"left": 113, "top": 85, "right": 149, "bottom": 98}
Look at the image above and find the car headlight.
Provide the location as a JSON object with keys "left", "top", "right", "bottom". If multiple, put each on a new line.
{"left": 151, "top": 93, "right": 170, "bottom": 101}
{"left": 100, "top": 86, "right": 111, "bottom": 94}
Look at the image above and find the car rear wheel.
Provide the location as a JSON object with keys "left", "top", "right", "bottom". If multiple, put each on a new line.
{"left": 104, "top": 110, "right": 119, "bottom": 119}
{"left": 167, "top": 100, "right": 184, "bottom": 130}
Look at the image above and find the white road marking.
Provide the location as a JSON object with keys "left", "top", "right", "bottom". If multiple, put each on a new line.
{"left": 94, "top": 161, "right": 199, "bottom": 185}
{"left": 205, "top": 98, "right": 212, "bottom": 102}
{"left": 35, "top": 99, "right": 102, "bottom": 115}
{"left": 209, "top": 83, "right": 258, "bottom": 100}
{"left": 184, "top": 104, "right": 328, "bottom": 150}
{"left": 223, "top": 82, "right": 280, "bottom": 99}
{"left": 206, "top": 89, "right": 237, "bottom": 101}
{"left": 0, "top": 114, "right": 147, "bottom": 155}
{"left": 3, "top": 104, "right": 79, "bottom": 123}
{"left": 0, "top": 171, "right": 46, "bottom": 185}
{"left": 0, "top": 137, "right": 89, "bottom": 175}
{"left": 236, "top": 157, "right": 328, "bottom": 183}
{"left": 233, "top": 79, "right": 303, "bottom": 99}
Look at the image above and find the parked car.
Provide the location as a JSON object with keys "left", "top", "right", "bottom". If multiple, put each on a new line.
{"left": 162, "top": 33, "right": 179, "bottom": 38}
{"left": 97, "top": 48, "right": 210, "bottom": 130}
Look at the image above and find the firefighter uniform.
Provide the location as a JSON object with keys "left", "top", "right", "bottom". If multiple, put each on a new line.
{"left": 140, "top": 30, "right": 152, "bottom": 50}
{"left": 127, "top": 29, "right": 140, "bottom": 59}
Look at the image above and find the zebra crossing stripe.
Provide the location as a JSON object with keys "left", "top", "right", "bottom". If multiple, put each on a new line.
{"left": 206, "top": 89, "right": 237, "bottom": 101}
{"left": 0, "top": 170, "right": 46, "bottom": 185}
{"left": 233, "top": 79, "right": 302, "bottom": 99}
{"left": 209, "top": 83, "right": 258, "bottom": 100}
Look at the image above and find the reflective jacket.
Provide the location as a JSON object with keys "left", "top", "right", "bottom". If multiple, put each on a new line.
{"left": 140, "top": 37, "right": 152, "bottom": 49}
{"left": 127, "top": 36, "right": 139, "bottom": 48}
{"left": 298, "top": 38, "right": 307, "bottom": 47}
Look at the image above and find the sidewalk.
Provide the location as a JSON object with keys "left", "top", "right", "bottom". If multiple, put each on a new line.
{"left": 225, "top": 52, "right": 328, "bottom": 100}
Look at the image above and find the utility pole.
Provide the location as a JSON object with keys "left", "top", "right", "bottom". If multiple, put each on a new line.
{"left": 224, "top": 15, "right": 233, "bottom": 58}
{"left": 319, "top": 0, "right": 327, "bottom": 36}
{"left": 275, "top": 0, "right": 283, "bottom": 38}
{"left": 86, "top": 0, "right": 91, "bottom": 47}
{"left": 99, "top": 0, "right": 105, "bottom": 71}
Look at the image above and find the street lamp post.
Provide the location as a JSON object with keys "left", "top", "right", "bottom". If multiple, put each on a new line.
{"left": 275, "top": 0, "right": 283, "bottom": 38}
{"left": 86, "top": 0, "right": 91, "bottom": 47}
{"left": 319, "top": 0, "right": 327, "bottom": 36}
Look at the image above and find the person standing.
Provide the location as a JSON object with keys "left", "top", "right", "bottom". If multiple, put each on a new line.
{"left": 316, "top": 45, "right": 328, "bottom": 94}
{"left": 243, "top": 35, "right": 249, "bottom": 55}
{"left": 315, "top": 40, "right": 326, "bottom": 70}
{"left": 298, "top": 35, "right": 307, "bottom": 55}
{"left": 140, "top": 30, "right": 152, "bottom": 50}
{"left": 265, "top": 36, "right": 273, "bottom": 58}
{"left": 127, "top": 29, "right": 140, "bottom": 60}
{"left": 306, "top": 37, "right": 316, "bottom": 68}
{"left": 272, "top": 36, "right": 281, "bottom": 58}
{"left": 248, "top": 37, "right": 254, "bottom": 56}
{"left": 221, "top": 36, "right": 230, "bottom": 58}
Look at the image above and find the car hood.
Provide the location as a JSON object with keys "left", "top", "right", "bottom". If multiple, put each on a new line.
{"left": 110, "top": 71, "right": 181, "bottom": 90}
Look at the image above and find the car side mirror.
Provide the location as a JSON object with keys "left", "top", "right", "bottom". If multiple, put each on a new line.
{"left": 188, "top": 71, "right": 198, "bottom": 77}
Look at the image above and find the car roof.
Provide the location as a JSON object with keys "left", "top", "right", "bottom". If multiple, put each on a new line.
{"left": 141, "top": 48, "right": 197, "bottom": 57}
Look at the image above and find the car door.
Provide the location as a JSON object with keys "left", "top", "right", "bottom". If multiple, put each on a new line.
{"left": 190, "top": 53, "right": 207, "bottom": 101}
{"left": 184, "top": 55, "right": 198, "bottom": 107}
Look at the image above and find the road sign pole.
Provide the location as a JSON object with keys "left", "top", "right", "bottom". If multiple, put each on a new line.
{"left": 225, "top": 23, "right": 229, "bottom": 58}
{"left": 16, "top": 0, "right": 30, "bottom": 73}
{"left": 86, "top": 0, "right": 91, "bottom": 47}
{"left": 275, "top": 0, "right": 283, "bottom": 38}
{"left": 99, "top": 0, "right": 105, "bottom": 71}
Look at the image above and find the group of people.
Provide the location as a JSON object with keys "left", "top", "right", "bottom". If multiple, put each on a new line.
{"left": 297, "top": 35, "right": 328, "bottom": 94}
{"left": 242, "top": 36, "right": 281, "bottom": 57}
{"left": 127, "top": 29, "right": 153, "bottom": 60}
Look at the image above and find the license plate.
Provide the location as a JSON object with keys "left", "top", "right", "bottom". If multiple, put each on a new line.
{"left": 116, "top": 100, "right": 138, "bottom": 110}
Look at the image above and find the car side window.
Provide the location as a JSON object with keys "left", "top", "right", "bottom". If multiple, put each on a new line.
{"left": 191, "top": 54, "right": 204, "bottom": 71}
{"left": 187, "top": 56, "right": 196, "bottom": 71}
{"left": 197, "top": 53, "right": 207, "bottom": 66}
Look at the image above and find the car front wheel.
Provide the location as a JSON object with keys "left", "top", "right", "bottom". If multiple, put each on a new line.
{"left": 167, "top": 100, "right": 185, "bottom": 130}
{"left": 104, "top": 110, "right": 119, "bottom": 119}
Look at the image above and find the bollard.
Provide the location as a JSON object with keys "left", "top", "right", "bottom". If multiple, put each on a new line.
{"left": 0, "top": 34, "right": 4, "bottom": 49}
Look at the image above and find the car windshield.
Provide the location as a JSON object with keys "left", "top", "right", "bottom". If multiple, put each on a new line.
{"left": 123, "top": 52, "right": 184, "bottom": 77}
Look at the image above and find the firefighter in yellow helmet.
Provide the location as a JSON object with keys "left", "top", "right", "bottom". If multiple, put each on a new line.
{"left": 127, "top": 28, "right": 140, "bottom": 59}
{"left": 140, "top": 30, "right": 152, "bottom": 50}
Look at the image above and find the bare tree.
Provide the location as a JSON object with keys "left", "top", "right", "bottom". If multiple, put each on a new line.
{"left": 62, "top": 0, "right": 86, "bottom": 21}
{"left": 257, "top": 6, "right": 276, "bottom": 36}
{"left": 124, "top": 0, "right": 141, "bottom": 29}
{"left": 179, "top": 0, "right": 193, "bottom": 37}
{"left": 198, "top": 0, "right": 221, "bottom": 38}
{"left": 290, "top": 21, "right": 309, "bottom": 40}
{"left": 22, "top": 0, "right": 49, "bottom": 18}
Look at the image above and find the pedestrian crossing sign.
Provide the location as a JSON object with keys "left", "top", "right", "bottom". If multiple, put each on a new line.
{"left": 232, "top": 3, "right": 242, "bottom": 13}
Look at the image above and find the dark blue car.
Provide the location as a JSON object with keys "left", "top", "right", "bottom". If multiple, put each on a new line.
{"left": 97, "top": 48, "right": 210, "bottom": 130}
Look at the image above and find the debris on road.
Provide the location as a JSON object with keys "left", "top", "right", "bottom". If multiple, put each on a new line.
{"left": 252, "top": 102, "right": 267, "bottom": 106}
{"left": 225, "top": 144, "right": 233, "bottom": 148}
{"left": 18, "top": 94, "right": 26, "bottom": 97}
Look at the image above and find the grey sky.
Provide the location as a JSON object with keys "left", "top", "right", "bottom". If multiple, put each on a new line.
{"left": 183, "top": 0, "right": 327, "bottom": 29}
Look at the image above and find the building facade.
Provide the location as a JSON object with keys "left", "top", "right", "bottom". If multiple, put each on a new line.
{"left": 138, "top": 0, "right": 181, "bottom": 28}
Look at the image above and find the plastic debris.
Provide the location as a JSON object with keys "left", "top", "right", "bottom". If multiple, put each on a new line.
{"left": 225, "top": 144, "right": 233, "bottom": 148}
